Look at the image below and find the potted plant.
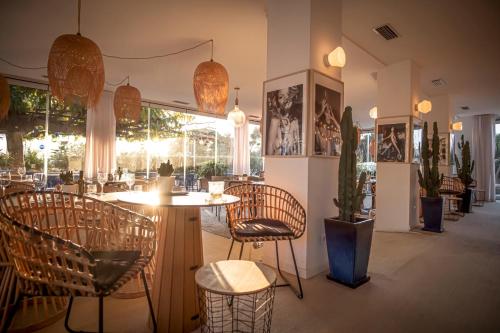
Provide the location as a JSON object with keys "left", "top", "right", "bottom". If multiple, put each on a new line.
{"left": 454, "top": 135, "right": 474, "bottom": 213}
{"left": 158, "top": 160, "right": 175, "bottom": 194}
{"left": 418, "top": 122, "right": 444, "bottom": 232}
{"left": 324, "top": 106, "right": 374, "bottom": 288}
{"left": 59, "top": 170, "right": 77, "bottom": 193}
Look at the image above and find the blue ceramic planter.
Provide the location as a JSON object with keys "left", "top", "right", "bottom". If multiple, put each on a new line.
{"left": 324, "top": 217, "right": 374, "bottom": 288}
{"left": 421, "top": 196, "right": 444, "bottom": 233}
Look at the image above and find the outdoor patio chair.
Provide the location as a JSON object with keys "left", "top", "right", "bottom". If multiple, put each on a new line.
{"left": 224, "top": 184, "right": 306, "bottom": 299}
{"left": 0, "top": 191, "right": 157, "bottom": 333}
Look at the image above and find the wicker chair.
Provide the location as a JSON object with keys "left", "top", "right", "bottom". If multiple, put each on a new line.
{"left": 224, "top": 184, "right": 306, "bottom": 299}
{"left": 4, "top": 181, "right": 35, "bottom": 195}
{"left": 0, "top": 191, "right": 157, "bottom": 333}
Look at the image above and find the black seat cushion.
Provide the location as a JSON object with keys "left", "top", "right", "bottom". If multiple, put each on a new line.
{"left": 234, "top": 219, "right": 294, "bottom": 238}
{"left": 90, "top": 250, "right": 141, "bottom": 292}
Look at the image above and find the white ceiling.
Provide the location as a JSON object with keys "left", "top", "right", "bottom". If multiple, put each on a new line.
{"left": 0, "top": 0, "right": 267, "bottom": 116}
{"left": 1, "top": 0, "right": 499, "bottom": 123}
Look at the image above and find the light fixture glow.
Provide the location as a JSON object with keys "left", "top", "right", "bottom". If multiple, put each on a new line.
{"left": 415, "top": 99, "right": 432, "bottom": 113}
{"left": 451, "top": 121, "right": 463, "bottom": 131}
{"left": 327, "top": 46, "right": 346, "bottom": 68}
{"left": 227, "top": 87, "right": 246, "bottom": 128}
{"left": 369, "top": 106, "right": 378, "bottom": 119}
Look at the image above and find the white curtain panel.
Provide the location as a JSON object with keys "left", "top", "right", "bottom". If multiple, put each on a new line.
{"left": 472, "top": 114, "right": 496, "bottom": 201}
{"left": 232, "top": 120, "right": 250, "bottom": 175}
{"left": 84, "top": 91, "right": 116, "bottom": 178}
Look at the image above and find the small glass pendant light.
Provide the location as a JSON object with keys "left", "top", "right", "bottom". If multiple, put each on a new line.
{"left": 227, "top": 87, "right": 246, "bottom": 128}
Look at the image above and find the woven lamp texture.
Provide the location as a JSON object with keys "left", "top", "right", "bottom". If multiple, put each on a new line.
{"left": 47, "top": 34, "right": 104, "bottom": 108}
{"left": 193, "top": 60, "right": 228, "bottom": 115}
{"left": 113, "top": 84, "right": 142, "bottom": 121}
{"left": 0, "top": 74, "right": 10, "bottom": 120}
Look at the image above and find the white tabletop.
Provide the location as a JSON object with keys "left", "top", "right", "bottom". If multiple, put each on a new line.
{"left": 115, "top": 191, "right": 239, "bottom": 208}
{"left": 195, "top": 260, "right": 277, "bottom": 296}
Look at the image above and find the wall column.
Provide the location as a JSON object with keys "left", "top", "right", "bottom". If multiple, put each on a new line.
{"left": 375, "top": 60, "right": 421, "bottom": 232}
{"left": 263, "top": 0, "right": 342, "bottom": 278}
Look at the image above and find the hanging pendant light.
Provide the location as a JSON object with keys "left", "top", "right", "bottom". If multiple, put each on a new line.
{"left": 113, "top": 77, "right": 142, "bottom": 121}
{"left": 47, "top": 0, "right": 104, "bottom": 108}
{"left": 227, "top": 87, "right": 246, "bottom": 128}
{"left": 0, "top": 74, "right": 10, "bottom": 120}
{"left": 193, "top": 40, "right": 228, "bottom": 115}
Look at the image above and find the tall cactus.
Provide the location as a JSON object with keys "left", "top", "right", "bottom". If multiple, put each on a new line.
{"left": 418, "top": 121, "right": 443, "bottom": 197}
{"left": 454, "top": 134, "right": 474, "bottom": 188}
{"left": 333, "top": 106, "right": 366, "bottom": 222}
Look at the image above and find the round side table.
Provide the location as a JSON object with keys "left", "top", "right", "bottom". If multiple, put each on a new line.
{"left": 195, "top": 260, "right": 277, "bottom": 333}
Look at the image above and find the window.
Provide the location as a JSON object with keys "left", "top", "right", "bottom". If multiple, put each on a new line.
{"left": 495, "top": 120, "right": 500, "bottom": 200}
{"left": 249, "top": 123, "right": 263, "bottom": 176}
{"left": 357, "top": 130, "right": 376, "bottom": 177}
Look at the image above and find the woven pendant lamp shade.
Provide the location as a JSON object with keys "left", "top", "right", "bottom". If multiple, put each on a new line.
{"left": 193, "top": 60, "right": 229, "bottom": 115}
{"left": 0, "top": 74, "right": 10, "bottom": 120}
{"left": 113, "top": 84, "right": 142, "bottom": 121}
{"left": 47, "top": 34, "right": 105, "bottom": 108}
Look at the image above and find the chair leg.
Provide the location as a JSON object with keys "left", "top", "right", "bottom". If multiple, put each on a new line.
{"left": 2, "top": 293, "right": 22, "bottom": 333}
{"left": 275, "top": 240, "right": 304, "bottom": 299}
{"left": 142, "top": 269, "right": 157, "bottom": 333}
{"left": 227, "top": 239, "right": 235, "bottom": 260}
{"left": 64, "top": 296, "right": 75, "bottom": 333}
{"left": 98, "top": 295, "right": 104, "bottom": 333}
{"left": 239, "top": 242, "right": 245, "bottom": 260}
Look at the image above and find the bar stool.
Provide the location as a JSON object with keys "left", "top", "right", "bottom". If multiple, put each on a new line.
{"left": 196, "top": 260, "right": 277, "bottom": 333}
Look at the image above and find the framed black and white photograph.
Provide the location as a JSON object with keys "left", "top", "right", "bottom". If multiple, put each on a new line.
{"left": 376, "top": 117, "right": 409, "bottom": 163}
{"left": 310, "top": 71, "right": 343, "bottom": 157}
{"left": 262, "top": 70, "right": 308, "bottom": 156}
{"left": 428, "top": 133, "right": 449, "bottom": 165}
{"left": 412, "top": 118, "right": 422, "bottom": 164}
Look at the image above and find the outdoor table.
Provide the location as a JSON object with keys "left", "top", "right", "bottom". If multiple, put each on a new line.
{"left": 116, "top": 191, "right": 240, "bottom": 333}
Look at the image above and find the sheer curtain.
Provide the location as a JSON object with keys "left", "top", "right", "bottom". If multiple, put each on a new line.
{"left": 472, "top": 114, "right": 496, "bottom": 201}
{"left": 84, "top": 91, "right": 116, "bottom": 178}
{"left": 232, "top": 120, "right": 250, "bottom": 175}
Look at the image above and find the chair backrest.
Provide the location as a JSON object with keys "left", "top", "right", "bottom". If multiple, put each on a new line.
{"left": 224, "top": 184, "right": 306, "bottom": 239}
{"left": 440, "top": 176, "right": 465, "bottom": 193}
{"left": 103, "top": 182, "right": 128, "bottom": 193}
{"left": 4, "top": 182, "right": 35, "bottom": 195}
{"left": 0, "top": 191, "right": 156, "bottom": 297}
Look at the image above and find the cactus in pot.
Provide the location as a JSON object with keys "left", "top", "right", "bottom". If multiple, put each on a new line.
{"left": 454, "top": 134, "right": 475, "bottom": 212}
{"left": 158, "top": 160, "right": 175, "bottom": 194}
{"left": 324, "top": 106, "right": 374, "bottom": 288}
{"left": 418, "top": 121, "right": 445, "bottom": 232}
{"left": 333, "top": 106, "right": 367, "bottom": 222}
{"left": 59, "top": 170, "right": 78, "bottom": 193}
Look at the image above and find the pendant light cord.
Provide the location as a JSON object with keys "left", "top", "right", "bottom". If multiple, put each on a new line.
{"left": 77, "top": 0, "right": 81, "bottom": 35}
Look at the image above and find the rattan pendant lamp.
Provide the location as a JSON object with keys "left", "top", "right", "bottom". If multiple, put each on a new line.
{"left": 47, "top": 0, "right": 104, "bottom": 109}
{"left": 193, "top": 40, "right": 229, "bottom": 115}
{"left": 113, "top": 77, "right": 142, "bottom": 121}
{"left": 0, "top": 74, "right": 10, "bottom": 120}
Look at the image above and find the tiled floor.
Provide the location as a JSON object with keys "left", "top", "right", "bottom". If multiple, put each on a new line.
{"left": 14, "top": 203, "right": 500, "bottom": 332}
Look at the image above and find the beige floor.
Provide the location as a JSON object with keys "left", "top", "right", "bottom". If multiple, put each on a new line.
{"left": 17, "top": 202, "right": 500, "bottom": 333}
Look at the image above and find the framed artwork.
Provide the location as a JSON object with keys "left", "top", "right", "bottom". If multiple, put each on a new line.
{"left": 310, "top": 70, "right": 343, "bottom": 157}
{"left": 412, "top": 118, "right": 422, "bottom": 164}
{"left": 427, "top": 133, "right": 449, "bottom": 165}
{"left": 376, "top": 116, "right": 409, "bottom": 163}
{"left": 262, "top": 70, "right": 308, "bottom": 156}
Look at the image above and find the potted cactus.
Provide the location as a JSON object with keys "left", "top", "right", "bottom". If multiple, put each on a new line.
{"left": 324, "top": 106, "right": 374, "bottom": 288}
{"left": 158, "top": 160, "right": 175, "bottom": 194}
{"left": 454, "top": 135, "right": 474, "bottom": 213}
{"left": 59, "top": 170, "right": 78, "bottom": 193}
{"left": 418, "top": 122, "right": 444, "bottom": 232}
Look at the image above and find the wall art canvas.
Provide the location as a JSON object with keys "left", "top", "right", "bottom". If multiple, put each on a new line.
{"left": 412, "top": 121, "right": 422, "bottom": 163}
{"left": 263, "top": 71, "right": 308, "bottom": 156}
{"left": 428, "top": 133, "right": 449, "bottom": 165}
{"left": 309, "top": 71, "right": 344, "bottom": 157}
{"left": 313, "top": 84, "right": 341, "bottom": 156}
{"left": 377, "top": 123, "right": 407, "bottom": 162}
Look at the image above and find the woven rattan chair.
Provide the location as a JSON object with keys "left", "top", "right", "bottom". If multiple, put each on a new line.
{"left": 224, "top": 184, "right": 306, "bottom": 299}
{"left": 4, "top": 181, "right": 35, "bottom": 195}
{"left": 0, "top": 191, "right": 157, "bottom": 333}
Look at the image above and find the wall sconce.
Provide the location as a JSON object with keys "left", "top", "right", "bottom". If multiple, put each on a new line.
{"left": 415, "top": 99, "right": 432, "bottom": 114}
{"left": 451, "top": 121, "right": 463, "bottom": 131}
{"left": 369, "top": 106, "right": 378, "bottom": 119}
{"left": 326, "top": 46, "right": 346, "bottom": 68}
{"left": 227, "top": 87, "right": 246, "bottom": 128}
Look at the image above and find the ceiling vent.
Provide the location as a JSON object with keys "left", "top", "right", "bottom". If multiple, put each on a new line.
{"left": 431, "top": 78, "right": 447, "bottom": 87}
{"left": 461, "top": 106, "right": 470, "bottom": 111}
{"left": 373, "top": 24, "right": 399, "bottom": 40}
{"left": 172, "top": 100, "right": 189, "bottom": 105}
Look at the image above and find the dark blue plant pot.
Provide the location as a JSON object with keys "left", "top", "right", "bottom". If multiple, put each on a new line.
{"left": 324, "top": 217, "right": 374, "bottom": 288}
{"left": 421, "top": 196, "right": 444, "bottom": 233}
{"left": 458, "top": 188, "right": 473, "bottom": 213}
